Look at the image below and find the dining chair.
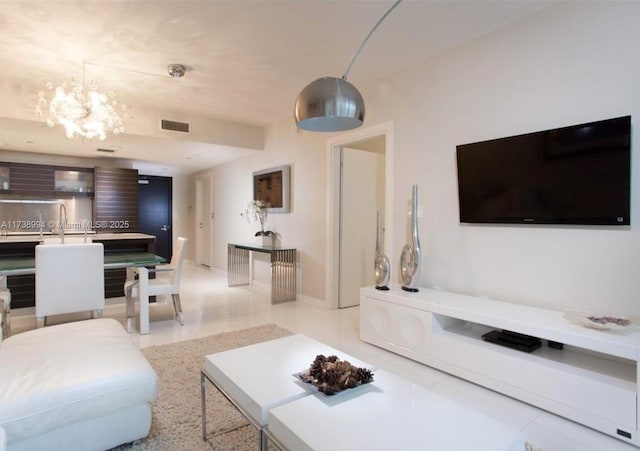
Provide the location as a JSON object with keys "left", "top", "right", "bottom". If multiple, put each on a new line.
{"left": 124, "top": 237, "right": 189, "bottom": 333}
{"left": 35, "top": 242, "right": 105, "bottom": 328}
{"left": 0, "top": 287, "right": 10, "bottom": 341}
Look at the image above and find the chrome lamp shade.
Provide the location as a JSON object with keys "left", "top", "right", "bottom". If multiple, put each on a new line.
{"left": 294, "top": 77, "right": 365, "bottom": 132}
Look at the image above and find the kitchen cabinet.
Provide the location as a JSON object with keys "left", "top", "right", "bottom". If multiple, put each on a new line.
{"left": 9, "top": 163, "right": 54, "bottom": 196}
{"left": 54, "top": 167, "right": 94, "bottom": 197}
{"left": 94, "top": 167, "right": 139, "bottom": 232}
{"left": 0, "top": 165, "right": 9, "bottom": 192}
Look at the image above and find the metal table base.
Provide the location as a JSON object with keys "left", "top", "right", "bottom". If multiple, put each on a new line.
{"left": 227, "top": 243, "right": 296, "bottom": 304}
{"left": 200, "top": 371, "right": 284, "bottom": 451}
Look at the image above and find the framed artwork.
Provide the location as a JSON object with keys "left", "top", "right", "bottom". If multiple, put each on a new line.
{"left": 253, "top": 165, "right": 291, "bottom": 213}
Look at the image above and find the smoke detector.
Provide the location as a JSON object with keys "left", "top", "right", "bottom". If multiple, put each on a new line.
{"left": 167, "top": 64, "right": 186, "bottom": 78}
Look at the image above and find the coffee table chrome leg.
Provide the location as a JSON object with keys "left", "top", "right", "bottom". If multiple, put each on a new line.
{"left": 261, "top": 426, "right": 286, "bottom": 451}
{"left": 201, "top": 371, "right": 208, "bottom": 441}
{"left": 259, "top": 429, "right": 267, "bottom": 451}
{"left": 201, "top": 370, "right": 265, "bottom": 450}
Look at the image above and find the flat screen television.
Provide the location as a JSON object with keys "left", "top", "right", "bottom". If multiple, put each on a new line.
{"left": 456, "top": 116, "right": 631, "bottom": 225}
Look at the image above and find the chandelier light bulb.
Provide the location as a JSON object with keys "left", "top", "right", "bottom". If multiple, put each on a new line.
{"left": 37, "top": 78, "right": 127, "bottom": 141}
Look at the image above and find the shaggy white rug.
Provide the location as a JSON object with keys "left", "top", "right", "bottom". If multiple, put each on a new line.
{"left": 115, "top": 324, "right": 292, "bottom": 450}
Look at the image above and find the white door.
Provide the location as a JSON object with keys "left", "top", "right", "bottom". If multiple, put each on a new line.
{"left": 195, "top": 173, "right": 212, "bottom": 267}
{"left": 338, "top": 147, "right": 385, "bottom": 308}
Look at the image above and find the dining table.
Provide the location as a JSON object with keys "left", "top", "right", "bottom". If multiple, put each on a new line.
{"left": 0, "top": 252, "right": 166, "bottom": 335}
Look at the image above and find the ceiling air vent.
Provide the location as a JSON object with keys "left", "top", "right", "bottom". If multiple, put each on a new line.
{"left": 160, "top": 119, "right": 190, "bottom": 134}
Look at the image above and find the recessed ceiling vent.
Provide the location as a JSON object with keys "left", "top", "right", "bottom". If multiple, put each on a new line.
{"left": 160, "top": 119, "right": 190, "bottom": 134}
{"left": 96, "top": 148, "right": 116, "bottom": 154}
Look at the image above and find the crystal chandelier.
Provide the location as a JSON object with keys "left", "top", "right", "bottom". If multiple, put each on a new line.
{"left": 35, "top": 67, "right": 128, "bottom": 141}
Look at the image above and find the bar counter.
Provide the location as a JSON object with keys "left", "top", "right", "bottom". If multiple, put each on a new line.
{"left": 0, "top": 232, "right": 157, "bottom": 309}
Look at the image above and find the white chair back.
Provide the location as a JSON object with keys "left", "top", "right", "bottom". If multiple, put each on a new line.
{"left": 35, "top": 243, "right": 105, "bottom": 320}
{"left": 167, "top": 237, "right": 189, "bottom": 290}
{"left": 124, "top": 237, "right": 189, "bottom": 333}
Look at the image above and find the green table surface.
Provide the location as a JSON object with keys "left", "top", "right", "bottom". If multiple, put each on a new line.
{"left": 0, "top": 252, "right": 165, "bottom": 275}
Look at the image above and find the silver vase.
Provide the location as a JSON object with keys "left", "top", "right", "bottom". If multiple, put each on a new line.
{"left": 400, "top": 184, "right": 421, "bottom": 292}
{"left": 374, "top": 210, "right": 390, "bottom": 290}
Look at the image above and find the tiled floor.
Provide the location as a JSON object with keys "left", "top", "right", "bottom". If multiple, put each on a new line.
{"left": 11, "top": 261, "right": 638, "bottom": 451}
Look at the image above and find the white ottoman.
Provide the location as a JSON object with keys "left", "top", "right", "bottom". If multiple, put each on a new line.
{"left": 0, "top": 318, "right": 158, "bottom": 451}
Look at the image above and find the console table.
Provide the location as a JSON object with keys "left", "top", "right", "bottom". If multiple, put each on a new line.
{"left": 227, "top": 243, "right": 296, "bottom": 304}
{"left": 360, "top": 285, "right": 640, "bottom": 447}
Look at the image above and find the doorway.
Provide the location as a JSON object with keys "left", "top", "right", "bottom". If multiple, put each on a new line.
{"left": 138, "top": 175, "right": 172, "bottom": 260}
{"left": 326, "top": 121, "right": 394, "bottom": 310}
{"left": 195, "top": 173, "right": 212, "bottom": 267}
{"left": 338, "top": 146, "right": 385, "bottom": 308}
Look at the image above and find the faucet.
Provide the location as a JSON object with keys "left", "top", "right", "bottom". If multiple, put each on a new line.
{"left": 59, "top": 203, "right": 67, "bottom": 244}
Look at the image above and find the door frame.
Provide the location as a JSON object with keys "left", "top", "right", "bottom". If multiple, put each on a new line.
{"left": 325, "top": 121, "right": 394, "bottom": 310}
{"left": 195, "top": 173, "right": 213, "bottom": 267}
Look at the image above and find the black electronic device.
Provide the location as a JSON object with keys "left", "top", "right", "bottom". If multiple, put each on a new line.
{"left": 548, "top": 340, "right": 564, "bottom": 350}
{"left": 481, "top": 329, "right": 542, "bottom": 353}
{"left": 456, "top": 115, "right": 631, "bottom": 226}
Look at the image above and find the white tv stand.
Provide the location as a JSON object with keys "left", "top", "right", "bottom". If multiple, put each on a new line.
{"left": 360, "top": 285, "right": 640, "bottom": 446}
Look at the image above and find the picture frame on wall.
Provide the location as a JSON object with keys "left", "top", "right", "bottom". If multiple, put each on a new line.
{"left": 253, "top": 164, "right": 291, "bottom": 213}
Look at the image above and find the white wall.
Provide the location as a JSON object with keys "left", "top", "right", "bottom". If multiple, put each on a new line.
{"left": 171, "top": 174, "right": 189, "bottom": 252}
{"left": 187, "top": 116, "right": 328, "bottom": 300}
{"left": 362, "top": 2, "right": 640, "bottom": 314}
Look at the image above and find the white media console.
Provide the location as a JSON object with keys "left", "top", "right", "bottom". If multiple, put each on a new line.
{"left": 360, "top": 285, "right": 640, "bottom": 446}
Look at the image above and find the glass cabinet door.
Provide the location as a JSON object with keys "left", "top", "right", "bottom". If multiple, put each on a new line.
{"left": 54, "top": 169, "right": 94, "bottom": 194}
{"left": 0, "top": 166, "right": 9, "bottom": 191}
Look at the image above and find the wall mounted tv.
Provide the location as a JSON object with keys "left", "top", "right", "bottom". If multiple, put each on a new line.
{"left": 456, "top": 115, "right": 631, "bottom": 226}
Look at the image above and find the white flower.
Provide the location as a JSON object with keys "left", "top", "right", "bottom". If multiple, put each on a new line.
{"left": 242, "top": 200, "right": 270, "bottom": 226}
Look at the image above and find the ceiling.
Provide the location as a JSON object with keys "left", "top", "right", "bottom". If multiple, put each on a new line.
{"left": 0, "top": 1, "right": 553, "bottom": 175}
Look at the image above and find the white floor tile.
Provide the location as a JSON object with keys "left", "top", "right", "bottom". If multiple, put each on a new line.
{"left": 9, "top": 261, "right": 638, "bottom": 450}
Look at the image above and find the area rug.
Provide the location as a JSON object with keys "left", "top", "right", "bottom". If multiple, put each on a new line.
{"left": 118, "top": 324, "right": 292, "bottom": 450}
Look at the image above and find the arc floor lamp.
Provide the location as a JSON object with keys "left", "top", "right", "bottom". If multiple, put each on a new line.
{"left": 294, "top": 0, "right": 403, "bottom": 132}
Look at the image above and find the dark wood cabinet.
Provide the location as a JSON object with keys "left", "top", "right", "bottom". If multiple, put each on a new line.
{"left": 9, "top": 163, "right": 55, "bottom": 196}
{"left": 2, "top": 241, "right": 38, "bottom": 309}
{"left": 94, "top": 167, "right": 139, "bottom": 232}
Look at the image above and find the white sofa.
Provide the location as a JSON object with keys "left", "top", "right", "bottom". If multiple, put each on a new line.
{"left": 0, "top": 318, "right": 158, "bottom": 451}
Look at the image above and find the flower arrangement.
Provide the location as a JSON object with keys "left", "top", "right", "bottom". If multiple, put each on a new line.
{"left": 242, "top": 200, "right": 273, "bottom": 236}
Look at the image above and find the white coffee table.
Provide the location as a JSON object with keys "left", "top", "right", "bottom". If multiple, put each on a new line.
{"left": 266, "top": 369, "right": 526, "bottom": 451}
{"left": 201, "top": 334, "right": 372, "bottom": 449}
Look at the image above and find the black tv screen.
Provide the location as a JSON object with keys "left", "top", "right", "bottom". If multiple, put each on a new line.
{"left": 456, "top": 116, "right": 631, "bottom": 225}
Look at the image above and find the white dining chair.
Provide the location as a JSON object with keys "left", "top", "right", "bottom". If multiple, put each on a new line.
{"left": 124, "top": 237, "right": 189, "bottom": 333}
{"left": 35, "top": 242, "right": 105, "bottom": 328}
{"left": 0, "top": 287, "right": 10, "bottom": 341}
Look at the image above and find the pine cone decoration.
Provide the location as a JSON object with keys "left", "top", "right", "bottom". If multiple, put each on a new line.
{"left": 323, "top": 367, "right": 342, "bottom": 386}
{"left": 310, "top": 355, "right": 327, "bottom": 379}
{"left": 345, "top": 376, "right": 359, "bottom": 389}
{"left": 320, "top": 384, "right": 340, "bottom": 395}
{"left": 356, "top": 367, "right": 374, "bottom": 383}
{"left": 304, "top": 354, "right": 375, "bottom": 395}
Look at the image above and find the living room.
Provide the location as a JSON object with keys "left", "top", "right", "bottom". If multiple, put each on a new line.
{"left": 1, "top": 1, "right": 639, "bottom": 450}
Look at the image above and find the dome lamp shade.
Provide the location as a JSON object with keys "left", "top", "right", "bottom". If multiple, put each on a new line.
{"left": 294, "top": 77, "right": 364, "bottom": 132}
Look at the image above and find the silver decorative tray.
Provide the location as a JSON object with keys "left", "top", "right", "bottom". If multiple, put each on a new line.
{"left": 564, "top": 311, "right": 635, "bottom": 330}
{"left": 293, "top": 369, "right": 374, "bottom": 397}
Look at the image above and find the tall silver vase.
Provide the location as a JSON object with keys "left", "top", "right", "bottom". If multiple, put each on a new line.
{"left": 374, "top": 210, "right": 390, "bottom": 290}
{"left": 400, "top": 184, "right": 421, "bottom": 292}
